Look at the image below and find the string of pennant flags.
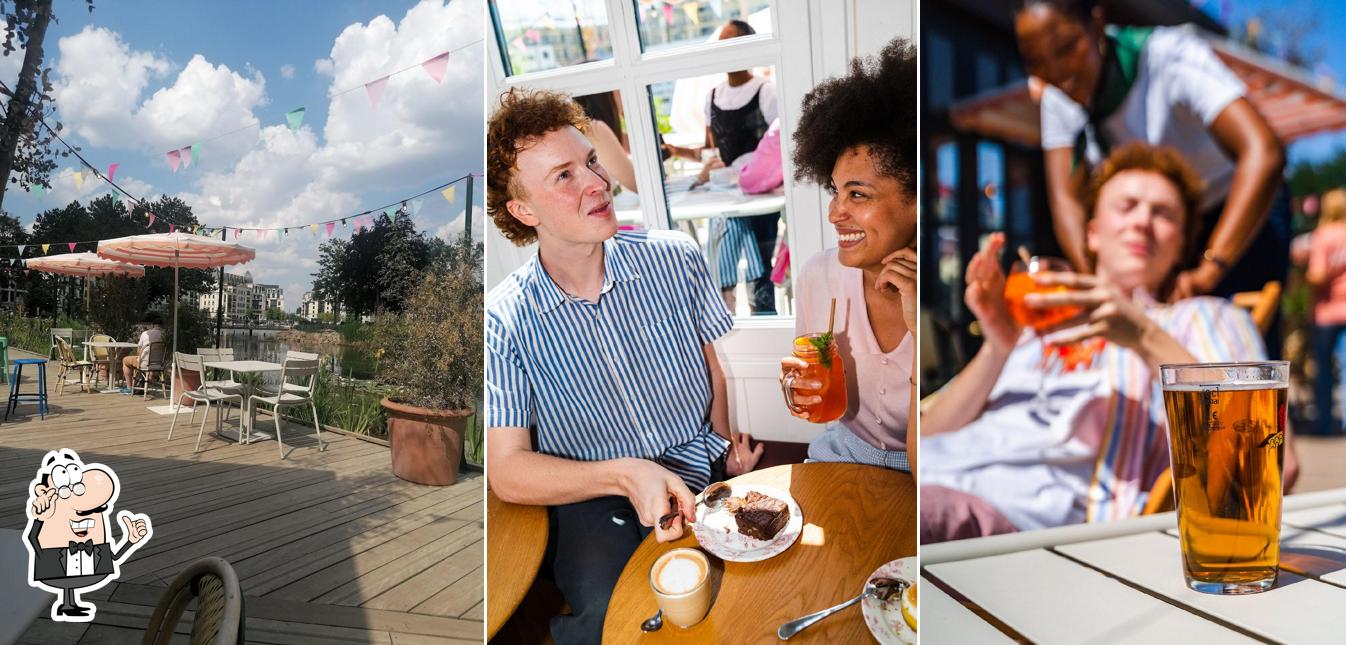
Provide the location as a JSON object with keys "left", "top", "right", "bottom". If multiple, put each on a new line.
{"left": 155, "top": 41, "right": 479, "bottom": 174}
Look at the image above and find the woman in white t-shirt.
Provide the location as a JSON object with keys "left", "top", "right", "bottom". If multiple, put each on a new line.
{"left": 1014, "top": 0, "right": 1289, "bottom": 346}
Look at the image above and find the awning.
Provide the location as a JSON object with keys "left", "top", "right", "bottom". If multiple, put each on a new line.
{"left": 949, "top": 25, "right": 1346, "bottom": 147}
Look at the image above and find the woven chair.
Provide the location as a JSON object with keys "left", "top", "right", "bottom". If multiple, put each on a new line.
{"left": 87, "top": 333, "right": 117, "bottom": 389}
{"left": 141, "top": 556, "right": 244, "bottom": 645}
{"left": 49, "top": 327, "right": 73, "bottom": 360}
{"left": 54, "top": 337, "right": 93, "bottom": 395}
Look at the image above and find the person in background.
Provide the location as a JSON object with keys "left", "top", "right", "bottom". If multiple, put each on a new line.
{"left": 781, "top": 38, "right": 917, "bottom": 472}
{"left": 920, "top": 144, "right": 1298, "bottom": 542}
{"left": 1015, "top": 0, "right": 1288, "bottom": 354}
{"left": 1308, "top": 189, "right": 1346, "bottom": 435}
{"left": 575, "top": 93, "right": 639, "bottom": 194}
{"left": 120, "top": 312, "right": 163, "bottom": 395}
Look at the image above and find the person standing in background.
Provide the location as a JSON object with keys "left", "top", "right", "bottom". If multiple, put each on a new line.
{"left": 1308, "top": 189, "right": 1346, "bottom": 435}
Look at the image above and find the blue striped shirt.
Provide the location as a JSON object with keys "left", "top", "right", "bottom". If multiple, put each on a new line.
{"left": 486, "top": 230, "right": 735, "bottom": 490}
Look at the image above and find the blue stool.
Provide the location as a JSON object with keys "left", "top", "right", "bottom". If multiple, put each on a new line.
{"left": 7, "top": 358, "right": 48, "bottom": 420}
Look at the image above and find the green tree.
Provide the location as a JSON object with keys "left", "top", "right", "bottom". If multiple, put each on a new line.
{"left": 0, "top": 0, "right": 94, "bottom": 211}
{"left": 312, "top": 208, "right": 435, "bottom": 318}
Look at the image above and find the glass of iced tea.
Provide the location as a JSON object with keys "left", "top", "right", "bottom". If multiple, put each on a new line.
{"left": 782, "top": 333, "right": 847, "bottom": 423}
{"left": 1160, "top": 361, "right": 1289, "bottom": 594}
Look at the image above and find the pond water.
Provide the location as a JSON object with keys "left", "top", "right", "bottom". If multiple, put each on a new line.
{"left": 217, "top": 328, "right": 378, "bottom": 380}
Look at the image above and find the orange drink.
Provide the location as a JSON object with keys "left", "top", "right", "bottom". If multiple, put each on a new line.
{"left": 783, "top": 333, "right": 847, "bottom": 423}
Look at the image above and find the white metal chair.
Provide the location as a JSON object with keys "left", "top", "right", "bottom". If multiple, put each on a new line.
{"left": 256, "top": 351, "right": 320, "bottom": 397}
{"left": 49, "top": 327, "right": 73, "bottom": 360}
{"left": 169, "top": 353, "right": 244, "bottom": 453}
{"left": 196, "top": 348, "right": 244, "bottom": 397}
{"left": 245, "top": 358, "right": 323, "bottom": 459}
{"left": 54, "top": 337, "right": 93, "bottom": 395}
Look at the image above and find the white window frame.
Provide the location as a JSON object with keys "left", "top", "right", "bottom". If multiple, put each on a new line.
{"left": 486, "top": 0, "right": 907, "bottom": 443}
{"left": 486, "top": 0, "right": 842, "bottom": 316}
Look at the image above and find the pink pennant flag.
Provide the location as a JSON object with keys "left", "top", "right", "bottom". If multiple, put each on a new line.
{"left": 180, "top": 146, "right": 192, "bottom": 169}
{"left": 422, "top": 52, "right": 449, "bottom": 83}
{"left": 147, "top": 213, "right": 156, "bottom": 227}
{"left": 365, "top": 76, "right": 390, "bottom": 110}
{"left": 67, "top": 242, "right": 76, "bottom": 252}
{"left": 325, "top": 221, "right": 335, "bottom": 236}
{"left": 168, "top": 223, "right": 175, "bottom": 233}
{"left": 167, "top": 149, "right": 181, "bottom": 172}
{"left": 108, "top": 163, "right": 119, "bottom": 181}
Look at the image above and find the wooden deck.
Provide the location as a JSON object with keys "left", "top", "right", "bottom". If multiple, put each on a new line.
{"left": 0, "top": 350, "right": 484, "bottom": 644}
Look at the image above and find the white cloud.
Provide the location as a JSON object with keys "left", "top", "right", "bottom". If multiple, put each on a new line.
{"left": 52, "top": 27, "right": 265, "bottom": 166}
{"left": 437, "top": 205, "right": 483, "bottom": 242}
{"left": 280, "top": 63, "right": 295, "bottom": 79}
{"left": 314, "top": 58, "right": 334, "bottom": 77}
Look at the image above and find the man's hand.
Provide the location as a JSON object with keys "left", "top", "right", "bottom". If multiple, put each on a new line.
{"left": 725, "top": 433, "right": 763, "bottom": 476}
{"left": 620, "top": 459, "right": 696, "bottom": 543}
{"left": 964, "top": 233, "right": 1021, "bottom": 353}
{"left": 31, "top": 487, "right": 57, "bottom": 520}
{"left": 119, "top": 513, "right": 150, "bottom": 545}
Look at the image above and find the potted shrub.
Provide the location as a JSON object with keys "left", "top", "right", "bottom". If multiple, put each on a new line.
{"left": 377, "top": 236, "right": 482, "bottom": 485}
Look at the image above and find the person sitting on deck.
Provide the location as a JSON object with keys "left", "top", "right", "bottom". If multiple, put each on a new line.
{"left": 120, "top": 312, "right": 163, "bottom": 395}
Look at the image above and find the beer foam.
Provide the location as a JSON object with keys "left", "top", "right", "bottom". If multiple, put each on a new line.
{"left": 1163, "top": 381, "right": 1287, "bottom": 392}
{"left": 657, "top": 556, "right": 703, "bottom": 594}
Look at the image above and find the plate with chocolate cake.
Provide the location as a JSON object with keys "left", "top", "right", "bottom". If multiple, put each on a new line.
{"left": 691, "top": 484, "right": 802, "bottom": 562}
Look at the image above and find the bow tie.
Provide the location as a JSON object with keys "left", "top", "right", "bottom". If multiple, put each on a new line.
{"left": 68, "top": 539, "right": 95, "bottom": 554}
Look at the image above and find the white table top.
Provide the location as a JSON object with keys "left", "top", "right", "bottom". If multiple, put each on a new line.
{"left": 203, "top": 360, "right": 282, "bottom": 372}
{"left": 0, "top": 528, "right": 50, "bottom": 644}
{"left": 922, "top": 488, "right": 1346, "bottom": 644}
{"left": 616, "top": 185, "right": 785, "bottom": 224}
{"left": 82, "top": 341, "right": 138, "bottom": 348}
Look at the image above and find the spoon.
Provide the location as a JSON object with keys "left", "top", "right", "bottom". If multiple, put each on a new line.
{"left": 657, "top": 482, "right": 733, "bottom": 530}
{"left": 776, "top": 577, "right": 906, "bottom": 640}
{"left": 640, "top": 609, "right": 663, "bottom": 632}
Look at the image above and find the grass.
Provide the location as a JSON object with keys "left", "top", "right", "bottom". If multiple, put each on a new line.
{"left": 1, "top": 315, "right": 95, "bottom": 354}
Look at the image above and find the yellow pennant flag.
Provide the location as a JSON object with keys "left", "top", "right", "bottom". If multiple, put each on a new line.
{"left": 73, "top": 170, "right": 83, "bottom": 190}
{"left": 310, "top": 223, "right": 318, "bottom": 234}
{"left": 683, "top": 1, "right": 700, "bottom": 25}
{"left": 41, "top": 244, "right": 49, "bottom": 254}
{"left": 441, "top": 186, "right": 456, "bottom": 203}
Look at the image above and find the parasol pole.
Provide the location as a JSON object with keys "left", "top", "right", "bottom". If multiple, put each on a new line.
{"left": 171, "top": 247, "right": 180, "bottom": 410}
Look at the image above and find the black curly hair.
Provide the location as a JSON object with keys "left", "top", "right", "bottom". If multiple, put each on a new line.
{"left": 792, "top": 37, "right": 916, "bottom": 197}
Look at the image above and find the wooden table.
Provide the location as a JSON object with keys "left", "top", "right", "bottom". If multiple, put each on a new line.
{"left": 922, "top": 487, "right": 1346, "bottom": 644}
{"left": 602, "top": 463, "right": 915, "bottom": 644}
{"left": 0, "top": 528, "right": 52, "bottom": 645}
{"left": 486, "top": 489, "right": 549, "bottom": 639}
{"left": 203, "top": 360, "right": 282, "bottom": 441}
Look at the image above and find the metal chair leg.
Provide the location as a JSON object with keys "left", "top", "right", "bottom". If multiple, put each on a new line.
{"left": 310, "top": 401, "right": 323, "bottom": 451}
{"left": 194, "top": 400, "right": 210, "bottom": 453}
{"left": 274, "top": 404, "right": 285, "bottom": 459}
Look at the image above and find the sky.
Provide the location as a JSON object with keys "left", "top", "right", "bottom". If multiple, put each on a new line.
{"left": 0, "top": 0, "right": 484, "bottom": 309}
{"left": 1223, "top": 0, "right": 1346, "bottom": 166}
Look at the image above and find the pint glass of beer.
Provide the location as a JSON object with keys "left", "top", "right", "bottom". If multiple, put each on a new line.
{"left": 1159, "top": 361, "right": 1289, "bottom": 594}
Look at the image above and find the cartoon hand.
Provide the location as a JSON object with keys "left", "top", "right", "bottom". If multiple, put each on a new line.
{"left": 31, "top": 487, "right": 58, "bottom": 520}
{"left": 120, "top": 513, "right": 150, "bottom": 544}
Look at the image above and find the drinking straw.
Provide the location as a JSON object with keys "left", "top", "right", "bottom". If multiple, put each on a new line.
{"left": 1018, "top": 246, "right": 1032, "bottom": 267}
{"left": 828, "top": 298, "right": 836, "bottom": 336}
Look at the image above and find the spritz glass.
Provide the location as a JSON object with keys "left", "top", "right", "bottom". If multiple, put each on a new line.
{"left": 1004, "top": 256, "right": 1103, "bottom": 413}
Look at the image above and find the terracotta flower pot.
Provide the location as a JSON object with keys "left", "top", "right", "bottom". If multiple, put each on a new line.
{"left": 173, "top": 370, "right": 202, "bottom": 406}
{"left": 381, "top": 397, "right": 471, "bottom": 486}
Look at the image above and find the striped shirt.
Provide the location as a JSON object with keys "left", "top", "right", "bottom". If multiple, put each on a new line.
{"left": 920, "top": 294, "right": 1264, "bottom": 530}
{"left": 486, "top": 230, "right": 734, "bottom": 490}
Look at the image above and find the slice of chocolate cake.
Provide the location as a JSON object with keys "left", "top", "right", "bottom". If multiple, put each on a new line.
{"left": 728, "top": 490, "right": 790, "bottom": 540}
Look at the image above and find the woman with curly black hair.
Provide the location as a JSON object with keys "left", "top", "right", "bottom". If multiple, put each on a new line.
{"left": 779, "top": 38, "right": 917, "bottom": 473}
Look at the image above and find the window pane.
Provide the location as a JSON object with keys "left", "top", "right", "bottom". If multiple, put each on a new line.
{"left": 634, "top": 0, "right": 772, "bottom": 54}
{"left": 646, "top": 63, "right": 790, "bottom": 318}
{"left": 935, "top": 140, "right": 958, "bottom": 224}
{"left": 491, "top": 0, "right": 614, "bottom": 76}
{"left": 977, "top": 141, "right": 1004, "bottom": 230}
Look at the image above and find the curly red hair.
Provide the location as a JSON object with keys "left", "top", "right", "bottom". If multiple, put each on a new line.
{"left": 487, "top": 88, "right": 590, "bottom": 246}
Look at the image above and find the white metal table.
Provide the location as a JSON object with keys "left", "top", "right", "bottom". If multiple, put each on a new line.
{"left": 0, "top": 528, "right": 50, "bottom": 644}
{"left": 921, "top": 488, "right": 1346, "bottom": 644}
{"left": 202, "top": 359, "right": 282, "bottom": 443}
{"left": 82, "top": 340, "right": 139, "bottom": 391}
